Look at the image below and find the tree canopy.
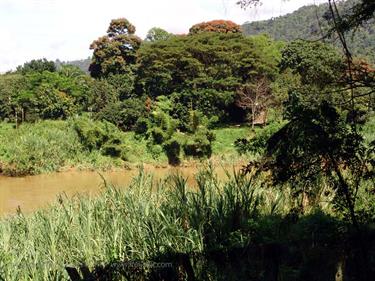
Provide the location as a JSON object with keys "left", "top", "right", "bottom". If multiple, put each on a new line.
{"left": 189, "top": 20, "right": 242, "bottom": 35}
{"left": 136, "top": 32, "right": 281, "bottom": 123}
{"left": 16, "top": 59, "right": 56, "bottom": 74}
{"left": 145, "top": 27, "right": 173, "bottom": 42}
{"left": 89, "top": 18, "right": 142, "bottom": 78}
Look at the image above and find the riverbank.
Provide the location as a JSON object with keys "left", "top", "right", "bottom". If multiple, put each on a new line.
{"left": 0, "top": 169, "right": 373, "bottom": 280}
{"left": 0, "top": 120, "right": 251, "bottom": 177}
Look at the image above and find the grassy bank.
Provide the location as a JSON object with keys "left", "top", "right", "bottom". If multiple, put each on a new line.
{"left": 0, "top": 168, "right": 373, "bottom": 280}
{"left": 0, "top": 120, "right": 251, "bottom": 176}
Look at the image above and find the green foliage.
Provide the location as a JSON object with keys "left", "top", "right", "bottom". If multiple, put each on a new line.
{"left": 89, "top": 18, "right": 141, "bottom": 78}
{"left": 101, "top": 142, "right": 128, "bottom": 161}
{"left": 137, "top": 32, "right": 281, "bottom": 122}
{"left": 234, "top": 121, "right": 286, "bottom": 155}
{"left": 145, "top": 27, "right": 173, "bottom": 42}
{"left": 0, "top": 70, "right": 90, "bottom": 122}
{"left": 280, "top": 40, "right": 345, "bottom": 90}
{"left": 183, "top": 128, "right": 215, "bottom": 158}
{"left": 16, "top": 58, "right": 56, "bottom": 74}
{"left": 163, "top": 138, "right": 181, "bottom": 165}
{"left": 242, "top": 0, "right": 375, "bottom": 64}
{"left": 0, "top": 121, "right": 82, "bottom": 176}
{"left": 0, "top": 169, "right": 372, "bottom": 280}
{"left": 134, "top": 117, "right": 149, "bottom": 135}
{"left": 87, "top": 79, "right": 118, "bottom": 113}
{"left": 95, "top": 98, "right": 147, "bottom": 131}
{"left": 72, "top": 117, "right": 128, "bottom": 160}
{"left": 73, "top": 117, "right": 109, "bottom": 151}
{"left": 106, "top": 72, "right": 135, "bottom": 100}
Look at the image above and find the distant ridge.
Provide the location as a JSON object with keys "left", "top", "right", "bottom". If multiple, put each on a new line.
{"left": 55, "top": 57, "right": 91, "bottom": 74}
{"left": 242, "top": 0, "right": 375, "bottom": 64}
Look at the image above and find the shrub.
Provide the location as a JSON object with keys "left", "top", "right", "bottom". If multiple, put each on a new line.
{"left": 96, "top": 98, "right": 146, "bottom": 131}
{"left": 146, "top": 143, "right": 164, "bottom": 159}
{"left": 183, "top": 128, "right": 215, "bottom": 158}
{"left": 235, "top": 121, "right": 286, "bottom": 155}
{"left": 72, "top": 117, "right": 128, "bottom": 160}
{"left": 163, "top": 138, "right": 181, "bottom": 165}
{"left": 73, "top": 117, "right": 109, "bottom": 151}
{"left": 0, "top": 121, "right": 82, "bottom": 175}
{"left": 150, "top": 127, "right": 167, "bottom": 144}
{"left": 101, "top": 143, "right": 128, "bottom": 161}
{"left": 134, "top": 117, "right": 149, "bottom": 136}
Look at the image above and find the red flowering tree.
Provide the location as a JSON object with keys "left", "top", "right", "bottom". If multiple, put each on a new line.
{"left": 189, "top": 20, "right": 242, "bottom": 35}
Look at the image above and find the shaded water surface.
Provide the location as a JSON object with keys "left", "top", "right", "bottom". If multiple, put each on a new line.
{"left": 0, "top": 165, "right": 237, "bottom": 216}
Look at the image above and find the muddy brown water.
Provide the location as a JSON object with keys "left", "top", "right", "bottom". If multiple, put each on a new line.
{"left": 0, "top": 165, "right": 239, "bottom": 217}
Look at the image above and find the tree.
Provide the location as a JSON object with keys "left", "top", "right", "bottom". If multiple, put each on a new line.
{"left": 239, "top": 2, "right": 375, "bottom": 279}
{"left": 95, "top": 98, "right": 147, "bottom": 131}
{"left": 89, "top": 18, "right": 142, "bottom": 78}
{"left": 241, "top": 0, "right": 375, "bottom": 65}
{"left": 0, "top": 74, "right": 27, "bottom": 125}
{"left": 280, "top": 40, "right": 345, "bottom": 88}
{"left": 87, "top": 79, "right": 118, "bottom": 113}
{"left": 145, "top": 27, "right": 172, "bottom": 42}
{"left": 236, "top": 77, "right": 272, "bottom": 128}
{"left": 137, "top": 32, "right": 281, "bottom": 123}
{"left": 238, "top": 0, "right": 375, "bottom": 33}
{"left": 16, "top": 58, "right": 56, "bottom": 74}
{"left": 189, "top": 19, "right": 242, "bottom": 35}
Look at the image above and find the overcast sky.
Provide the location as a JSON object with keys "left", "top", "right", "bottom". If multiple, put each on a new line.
{"left": 0, "top": 0, "right": 327, "bottom": 72}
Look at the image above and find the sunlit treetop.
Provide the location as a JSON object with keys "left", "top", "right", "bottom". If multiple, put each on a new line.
{"left": 189, "top": 20, "right": 242, "bottom": 35}
{"left": 89, "top": 18, "right": 141, "bottom": 78}
{"left": 107, "top": 18, "right": 136, "bottom": 37}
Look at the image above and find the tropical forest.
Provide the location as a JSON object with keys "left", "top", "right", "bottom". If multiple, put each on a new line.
{"left": 0, "top": 0, "right": 374, "bottom": 280}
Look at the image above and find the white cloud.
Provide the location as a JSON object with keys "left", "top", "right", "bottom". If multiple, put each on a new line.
{"left": 0, "top": 0, "right": 327, "bottom": 72}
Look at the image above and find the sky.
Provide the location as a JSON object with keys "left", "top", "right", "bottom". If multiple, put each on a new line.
{"left": 0, "top": 0, "right": 327, "bottom": 72}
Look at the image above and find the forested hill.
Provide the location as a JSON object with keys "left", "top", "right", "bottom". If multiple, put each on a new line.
{"left": 55, "top": 58, "right": 91, "bottom": 73}
{"left": 242, "top": 0, "right": 375, "bottom": 64}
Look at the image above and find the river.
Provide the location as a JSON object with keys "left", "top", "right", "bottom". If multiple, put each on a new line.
{"left": 0, "top": 165, "right": 238, "bottom": 217}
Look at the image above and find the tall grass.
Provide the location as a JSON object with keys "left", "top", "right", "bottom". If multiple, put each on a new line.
{"left": 0, "top": 121, "right": 82, "bottom": 175}
{"left": 0, "top": 169, "right": 263, "bottom": 279}
{"left": 0, "top": 167, "right": 364, "bottom": 280}
{"left": 0, "top": 120, "right": 130, "bottom": 176}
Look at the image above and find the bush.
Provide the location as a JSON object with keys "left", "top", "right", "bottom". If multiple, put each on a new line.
{"left": 146, "top": 143, "right": 164, "bottom": 159}
{"left": 150, "top": 127, "right": 167, "bottom": 144}
{"left": 0, "top": 121, "right": 82, "bottom": 175}
{"left": 134, "top": 117, "right": 149, "bottom": 136}
{"left": 235, "top": 121, "right": 286, "bottom": 155}
{"left": 73, "top": 117, "right": 110, "bottom": 151}
{"left": 72, "top": 117, "right": 129, "bottom": 161}
{"left": 163, "top": 138, "right": 181, "bottom": 165}
{"left": 96, "top": 98, "right": 146, "bottom": 131}
{"left": 101, "top": 143, "right": 128, "bottom": 161}
{"left": 183, "top": 128, "right": 215, "bottom": 158}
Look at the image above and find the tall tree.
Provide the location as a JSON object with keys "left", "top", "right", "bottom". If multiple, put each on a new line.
{"left": 137, "top": 32, "right": 281, "bottom": 123}
{"left": 89, "top": 18, "right": 142, "bottom": 78}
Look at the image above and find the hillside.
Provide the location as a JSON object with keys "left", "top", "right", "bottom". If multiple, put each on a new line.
{"left": 242, "top": 0, "right": 375, "bottom": 64}
{"left": 55, "top": 57, "right": 91, "bottom": 73}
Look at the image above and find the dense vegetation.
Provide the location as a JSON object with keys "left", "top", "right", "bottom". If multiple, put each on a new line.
{"left": 242, "top": 0, "right": 375, "bottom": 64}
{"left": 0, "top": 168, "right": 373, "bottom": 280}
{"left": 0, "top": 19, "right": 287, "bottom": 175}
{"left": 0, "top": 0, "right": 374, "bottom": 279}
